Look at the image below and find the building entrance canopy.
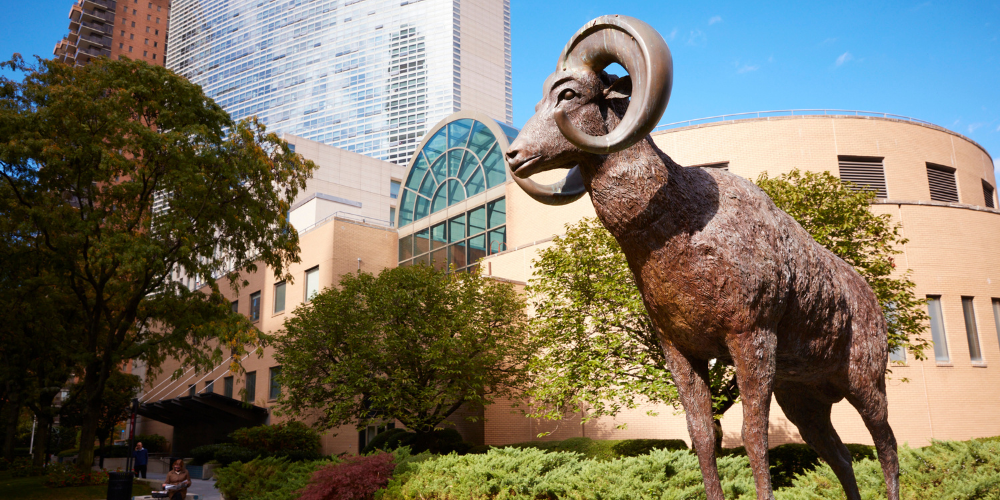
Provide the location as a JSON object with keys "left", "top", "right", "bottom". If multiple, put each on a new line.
{"left": 138, "top": 393, "right": 268, "bottom": 428}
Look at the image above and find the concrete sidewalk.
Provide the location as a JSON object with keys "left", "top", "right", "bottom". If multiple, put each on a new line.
{"left": 135, "top": 472, "right": 222, "bottom": 500}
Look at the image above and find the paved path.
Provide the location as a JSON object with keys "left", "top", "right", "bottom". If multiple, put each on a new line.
{"left": 139, "top": 472, "right": 222, "bottom": 500}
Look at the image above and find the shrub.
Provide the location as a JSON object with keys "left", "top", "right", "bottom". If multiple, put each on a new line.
{"left": 97, "top": 445, "right": 131, "bottom": 458}
{"left": 56, "top": 448, "right": 79, "bottom": 458}
{"left": 507, "top": 437, "right": 619, "bottom": 461}
{"left": 214, "top": 446, "right": 264, "bottom": 466}
{"left": 44, "top": 463, "right": 109, "bottom": 488}
{"left": 380, "top": 446, "right": 756, "bottom": 499}
{"left": 611, "top": 439, "right": 688, "bottom": 457}
{"left": 214, "top": 455, "right": 332, "bottom": 500}
{"left": 191, "top": 443, "right": 236, "bottom": 465}
{"left": 361, "top": 428, "right": 410, "bottom": 454}
{"left": 298, "top": 453, "right": 397, "bottom": 500}
{"left": 845, "top": 443, "right": 877, "bottom": 462}
{"left": 231, "top": 421, "right": 321, "bottom": 454}
{"left": 768, "top": 443, "right": 821, "bottom": 488}
{"left": 133, "top": 434, "right": 168, "bottom": 453}
{"left": 8, "top": 457, "right": 46, "bottom": 478}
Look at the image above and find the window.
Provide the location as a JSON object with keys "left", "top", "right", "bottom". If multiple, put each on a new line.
{"left": 128, "top": 46, "right": 133, "bottom": 52}
{"left": 927, "top": 164, "right": 959, "bottom": 203}
{"left": 131, "top": 21, "right": 136, "bottom": 27}
{"left": 269, "top": 366, "right": 282, "bottom": 400}
{"left": 390, "top": 180, "right": 400, "bottom": 199}
{"left": 205, "top": 380, "right": 214, "bottom": 394}
{"left": 231, "top": 300, "right": 239, "bottom": 313}
{"left": 119, "top": 43, "right": 124, "bottom": 48}
{"left": 156, "top": 17, "right": 160, "bottom": 23}
{"left": 962, "top": 297, "right": 983, "bottom": 363}
{"left": 146, "top": 26, "right": 149, "bottom": 32}
{"left": 155, "top": 29, "right": 159, "bottom": 35}
{"left": 839, "top": 156, "right": 887, "bottom": 198}
{"left": 305, "top": 267, "right": 319, "bottom": 301}
{"left": 983, "top": 181, "right": 995, "bottom": 209}
{"left": 250, "top": 291, "right": 261, "bottom": 321}
{"left": 144, "top": 38, "right": 149, "bottom": 44}
{"left": 389, "top": 207, "right": 396, "bottom": 227}
{"left": 993, "top": 299, "right": 1000, "bottom": 350}
{"left": 147, "top": 14, "right": 151, "bottom": 20}
{"left": 130, "top": 33, "right": 134, "bottom": 39}
{"left": 927, "top": 296, "right": 949, "bottom": 363}
{"left": 152, "top": 54, "right": 156, "bottom": 60}
{"left": 143, "top": 51, "right": 148, "bottom": 57}
{"left": 223, "top": 376, "right": 234, "bottom": 398}
{"left": 273, "top": 281, "right": 286, "bottom": 313}
{"left": 244, "top": 371, "right": 256, "bottom": 403}
{"left": 188, "top": 384, "right": 195, "bottom": 397}
{"left": 121, "top": 30, "right": 125, "bottom": 35}
{"left": 153, "top": 41, "right": 158, "bottom": 47}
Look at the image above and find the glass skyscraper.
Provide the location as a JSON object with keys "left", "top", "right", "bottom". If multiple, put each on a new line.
{"left": 166, "top": 0, "right": 512, "bottom": 164}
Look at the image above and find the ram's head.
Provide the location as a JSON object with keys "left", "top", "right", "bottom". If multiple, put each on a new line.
{"left": 505, "top": 15, "right": 673, "bottom": 205}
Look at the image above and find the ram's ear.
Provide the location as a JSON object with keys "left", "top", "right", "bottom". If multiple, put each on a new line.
{"left": 603, "top": 75, "right": 632, "bottom": 100}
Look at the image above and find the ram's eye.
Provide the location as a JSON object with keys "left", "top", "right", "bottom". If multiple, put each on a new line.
{"left": 558, "top": 88, "right": 577, "bottom": 102}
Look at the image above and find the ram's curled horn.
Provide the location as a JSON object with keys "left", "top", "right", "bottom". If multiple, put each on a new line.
{"left": 509, "top": 165, "right": 587, "bottom": 206}
{"left": 555, "top": 15, "right": 673, "bottom": 154}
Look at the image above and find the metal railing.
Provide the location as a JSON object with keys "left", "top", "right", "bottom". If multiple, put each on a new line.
{"left": 653, "top": 109, "right": 937, "bottom": 133}
{"left": 297, "top": 211, "right": 393, "bottom": 236}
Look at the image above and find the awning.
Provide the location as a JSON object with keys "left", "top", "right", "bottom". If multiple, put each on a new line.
{"left": 137, "top": 393, "right": 268, "bottom": 427}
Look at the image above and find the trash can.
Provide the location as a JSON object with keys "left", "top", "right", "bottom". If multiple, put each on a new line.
{"left": 106, "top": 471, "right": 133, "bottom": 500}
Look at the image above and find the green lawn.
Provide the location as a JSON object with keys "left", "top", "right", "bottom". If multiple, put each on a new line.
{"left": 0, "top": 471, "right": 153, "bottom": 500}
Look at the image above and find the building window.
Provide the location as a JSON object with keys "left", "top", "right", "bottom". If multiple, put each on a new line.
{"left": 187, "top": 384, "right": 195, "bottom": 397}
{"left": 274, "top": 281, "right": 286, "bottom": 313}
{"left": 927, "top": 296, "right": 949, "bottom": 363}
{"left": 269, "top": 366, "right": 282, "bottom": 400}
{"left": 119, "top": 43, "right": 124, "bottom": 49}
{"left": 839, "top": 156, "right": 887, "bottom": 198}
{"left": 962, "top": 297, "right": 983, "bottom": 363}
{"left": 145, "top": 38, "right": 149, "bottom": 44}
{"left": 143, "top": 51, "right": 148, "bottom": 57}
{"left": 130, "top": 33, "right": 134, "bottom": 39}
{"left": 389, "top": 207, "right": 396, "bottom": 227}
{"left": 927, "top": 164, "right": 959, "bottom": 203}
{"left": 304, "top": 267, "right": 319, "bottom": 301}
{"left": 205, "top": 379, "right": 214, "bottom": 394}
{"left": 131, "top": 21, "right": 136, "bottom": 27}
{"left": 231, "top": 300, "right": 239, "bottom": 314}
{"left": 223, "top": 376, "right": 234, "bottom": 398}
{"left": 250, "top": 291, "right": 261, "bottom": 321}
{"left": 128, "top": 46, "right": 133, "bottom": 52}
{"left": 147, "top": 14, "right": 151, "bottom": 20}
{"left": 121, "top": 30, "right": 126, "bottom": 35}
{"left": 244, "top": 371, "right": 256, "bottom": 403}
{"left": 983, "top": 181, "right": 995, "bottom": 209}
{"left": 390, "top": 180, "right": 400, "bottom": 199}
{"left": 993, "top": 299, "right": 1000, "bottom": 350}
{"left": 146, "top": 26, "right": 150, "bottom": 32}
{"left": 152, "top": 54, "right": 156, "bottom": 60}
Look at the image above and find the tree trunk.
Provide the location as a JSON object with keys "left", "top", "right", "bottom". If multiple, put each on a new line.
{"left": 76, "top": 362, "right": 107, "bottom": 471}
{"left": 713, "top": 418, "right": 724, "bottom": 456}
{"left": 2, "top": 396, "right": 21, "bottom": 461}
{"left": 32, "top": 416, "right": 52, "bottom": 467}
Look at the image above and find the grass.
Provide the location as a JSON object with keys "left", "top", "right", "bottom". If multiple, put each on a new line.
{"left": 0, "top": 471, "right": 154, "bottom": 500}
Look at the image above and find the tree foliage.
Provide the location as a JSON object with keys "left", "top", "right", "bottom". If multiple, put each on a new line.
{"left": 757, "top": 169, "right": 930, "bottom": 360}
{"left": 274, "top": 264, "right": 534, "bottom": 434}
{"left": 0, "top": 55, "right": 314, "bottom": 468}
{"left": 60, "top": 370, "right": 141, "bottom": 448}
{"left": 526, "top": 168, "right": 930, "bottom": 431}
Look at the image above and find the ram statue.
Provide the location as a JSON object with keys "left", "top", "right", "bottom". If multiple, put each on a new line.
{"left": 505, "top": 15, "right": 900, "bottom": 500}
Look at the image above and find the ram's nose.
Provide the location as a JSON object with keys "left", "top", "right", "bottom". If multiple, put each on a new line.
{"left": 505, "top": 145, "right": 526, "bottom": 172}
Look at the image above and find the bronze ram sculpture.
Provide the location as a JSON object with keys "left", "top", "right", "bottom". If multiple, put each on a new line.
{"left": 505, "top": 15, "right": 900, "bottom": 500}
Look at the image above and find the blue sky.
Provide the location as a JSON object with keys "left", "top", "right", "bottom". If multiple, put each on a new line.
{"left": 2, "top": 1, "right": 998, "bottom": 178}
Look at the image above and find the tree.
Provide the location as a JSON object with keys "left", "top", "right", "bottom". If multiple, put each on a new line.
{"left": 274, "top": 264, "right": 534, "bottom": 435}
{"left": 0, "top": 55, "right": 315, "bottom": 469}
{"left": 60, "top": 370, "right": 141, "bottom": 452}
{"left": 756, "top": 169, "right": 930, "bottom": 360}
{"left": 526, "top": 169, "right": 928, "bottom": 440}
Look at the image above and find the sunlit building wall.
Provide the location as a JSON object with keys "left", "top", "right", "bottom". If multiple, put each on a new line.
{"left": 166, "top": 0, "right": 512, "bottom": 165}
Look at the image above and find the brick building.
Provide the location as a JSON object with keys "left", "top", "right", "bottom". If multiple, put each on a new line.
{"left": 137, "top": 110, "right": 1000, "bottom": 456}
{"left": 54, "top": 0, "right": 170, "bottom": 67}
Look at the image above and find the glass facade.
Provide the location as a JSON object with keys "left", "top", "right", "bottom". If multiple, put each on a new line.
{"left": 397, "top": 112, "right": 516, "bottom": 272}
{"left": 166, "top": 0, "right": 511, "bottom": 165}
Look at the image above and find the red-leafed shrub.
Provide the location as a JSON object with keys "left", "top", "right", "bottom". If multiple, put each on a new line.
{"left": 297, "top": 453, "right": 396, "bottom": 500}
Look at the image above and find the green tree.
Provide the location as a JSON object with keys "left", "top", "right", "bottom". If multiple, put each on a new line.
{"left": 60, "top": 370, "right": 141, "bottom": 451}
{"left": 757, "top": 169, "right": 930, "bottom": 360}
{"left": 0, "top": 56, "right": 315, "bottom": 469}
{"left": 274, "top": 264, "right": 534, "bottom": 435}
{"left": 526, "top": 169, "right": 929, "bottom": 440}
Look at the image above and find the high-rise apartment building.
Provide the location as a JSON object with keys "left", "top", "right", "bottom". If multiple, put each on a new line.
{"left": 54, "top": 0, "right": 171, "bottom": 67}
{"left": 165, "top": 0, "right": 511, "bottom": 164}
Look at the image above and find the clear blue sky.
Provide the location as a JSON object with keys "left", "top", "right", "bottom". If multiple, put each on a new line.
{"left": 2, "top": 1, "right": 998, "bottom": 177}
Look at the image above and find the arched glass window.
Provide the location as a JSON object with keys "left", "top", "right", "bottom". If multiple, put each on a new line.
{"left": 397, "top": 118, "right": 511, "bottom": 228}
{"left": 396, "top": 113, "right": 517, "bottom": 272}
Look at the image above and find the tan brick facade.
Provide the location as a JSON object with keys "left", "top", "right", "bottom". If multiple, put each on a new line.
{"left": 485, "top": 115, "right": 1000, "bottom": 449}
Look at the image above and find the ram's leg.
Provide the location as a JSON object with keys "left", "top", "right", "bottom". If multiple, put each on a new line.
{"left": 774, "top": 384, "right": 860, "bottom": 500}
{"left": 662, "top": 341, "right": 725, "bottom": 500}
{"left": 848, "top": 378, "right": 900, "bottom": 500}
{"left": 728, "top": 330, "right": 777, "bottom": 500}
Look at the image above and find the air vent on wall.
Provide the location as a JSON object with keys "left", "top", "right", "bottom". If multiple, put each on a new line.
{"left": 926, "top": 164, "right": 959, "bottom": 203}
{"left": 983, "top": 181, "right": 995, "bottom": 209}
{"left": 838, "top": 156, "right": 887, "bottom": 198}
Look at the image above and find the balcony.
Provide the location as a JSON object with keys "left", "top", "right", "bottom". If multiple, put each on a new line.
{"left": 77, "top": 33, "right": 112, "bottom": 48}
{"left": 79, "top": 19, "right": 112, "bottom": 37}
{"left": 82, "top": 0, "right": 117, "bottom": 11}
{"left": 76, "top": 45, "right": 111, "bottom": 60}
{"left": 80, "top": 7, "right": 114, "bottom": 24}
